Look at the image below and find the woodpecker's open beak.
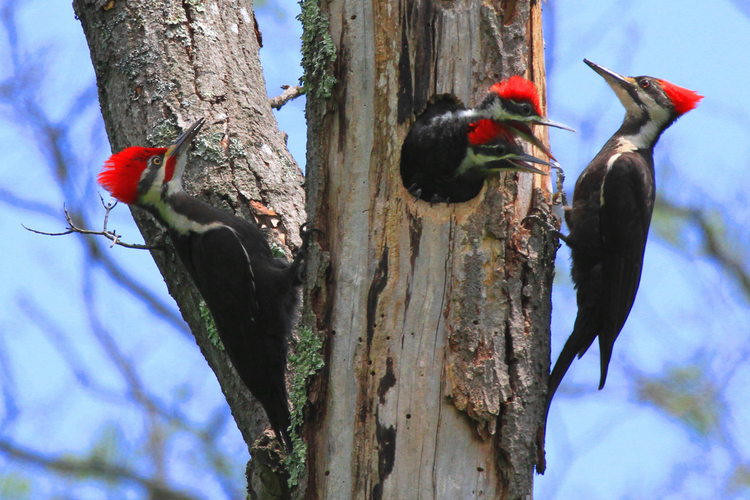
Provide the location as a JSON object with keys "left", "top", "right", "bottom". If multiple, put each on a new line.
{"left": 481, "top": 152, "right": 549, "bottom": 176}
{"left": 504, "top": 152, "right": 549, "bottom": 175}
{"left": 504, "top": 122, "right": 557, "bottom": 161}
{"left": 584, "top": 59, "right": 641, "bottom": 114}
{"left": 165, "top": 118, "right": 206, "bottom": 159}
{"left": 530, "top": 117, "right": 576, "bottom": 132}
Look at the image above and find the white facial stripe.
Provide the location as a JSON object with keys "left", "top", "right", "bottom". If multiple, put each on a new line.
{"left": 455, "top": 101, "right": 515, "bottom": 122}
{"left": 609, "top": 83, "right": 643, "bottom": 117}
{"left": 621, "top": 104, "right": 671, "bottom": 149}
{"left": 486, "top": 99, "right": 511, "bottom": 120}
{"left": 171, "top": 150, "right": 189, "bottom": 184}
{"left": 140, "top": 157, "right": 166, "bottom": 185}
{"left": 138, "top": 157, "right": 167, "bottom": 206}
{"left": 157, "top": 202, "right": 226, "bottom": 235}
{"left": 639, "top": 91, "right": 658, "bottom": 109}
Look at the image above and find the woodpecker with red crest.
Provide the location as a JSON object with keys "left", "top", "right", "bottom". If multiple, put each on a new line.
{"left": 400, "top": 76, "right": 574, "bottom": 203}
{"left": 98, "top": 118, "right": 312, "bottom": 451}
{"left": 538, "top": 60, "right": 702, "bottom": 471}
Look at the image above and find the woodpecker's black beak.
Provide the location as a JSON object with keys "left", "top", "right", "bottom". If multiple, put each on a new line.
{"left": 584, "top": 59, "right": 642, "bottom": 114}
{"left": 167, "top": 118, "right": 206, "bottom": 159}
{"left": 505, "top": 152, "right": 549, "bottom": 175}
{"left": 530, "top": 116, "right": 576, "bottom": 132}
{"left": 481, "top": 152, "right": 549, "bottom": 176}
{"left": 504, "top": 122, "right": 558, "bottom": 161}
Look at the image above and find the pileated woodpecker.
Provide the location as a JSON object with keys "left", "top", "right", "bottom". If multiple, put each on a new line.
{"left": 400, "top": 76, "right": 574, "bottom": 203}
{"left": 539, "top": 60, "right": 702, "bottom": 469}
{"left": 98, "top": 118, "right": 311, "bottom": 451}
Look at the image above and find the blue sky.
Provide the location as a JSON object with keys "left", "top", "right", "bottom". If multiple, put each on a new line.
{"left": 0, "top": 0, "right": 748, "bottom": 498}
{"left": 540, "top": 1, "right": 750, "bottom": 498}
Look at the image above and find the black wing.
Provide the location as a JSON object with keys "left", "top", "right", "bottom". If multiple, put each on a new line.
{"left": 183, "top": 225, "right": 292, "bottom": 448}
{"left": 597, "top": 153, "right": 654, "bottom": 388}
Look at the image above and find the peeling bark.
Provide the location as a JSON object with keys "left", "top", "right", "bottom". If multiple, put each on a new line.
{"left": 304, "top": 0, "right": 556, "bottom": 498}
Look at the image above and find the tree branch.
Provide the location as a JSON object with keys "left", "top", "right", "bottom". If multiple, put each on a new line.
{"left": 269, "top": 85, "right": 304, "bottom": 110}
{"left": 655, "top": 199, "right": 750, "bottom": 299}
{"left": 23, "top": 197, "right": 160, "bottom": 250}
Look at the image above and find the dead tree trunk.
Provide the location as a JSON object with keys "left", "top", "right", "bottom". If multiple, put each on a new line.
{"left": 303, "top": 0, "right": 556, "bottom": 498}
{"left": 75, "top": 0, "right": 556, "bottom": 497}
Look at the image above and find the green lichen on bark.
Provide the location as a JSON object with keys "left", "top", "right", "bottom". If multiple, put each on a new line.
{"left": 146, "top": 119, "right": 179, "bottom": 147}
{"left": 199, "top": 300, "right": 223, "bottom": 350}
{"left": 285, "top": 316, "right": 324, "bottom": 488}
{"left": 184, "top": 0, "right": 206, "bottom": 12}
{"left": 192, "top": 132, "right": 225, "bottom": 164}
{"left": 297, "top": 0, "right": 336, "bottom": 100}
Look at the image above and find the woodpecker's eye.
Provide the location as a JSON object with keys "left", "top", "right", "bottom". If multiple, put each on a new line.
{"left": 519, "top": 103, "right": 532, "bottom": 115}
{"left": 639, "top": 79, "right": 651, "bottom": 90}
{"left": 153, "top": 157, "right": 162, "bottom": 165}
{"left": 486, "top": 144, "right": 507, "bottom": 155}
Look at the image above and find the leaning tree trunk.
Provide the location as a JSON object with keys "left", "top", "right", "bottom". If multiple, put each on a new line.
{"left": 74, "top": 0, "right": 557, "bottom": 497}
{"left": 302, "top": 0, "right": 556, "bottom": 498}
{"left": 73, "top": 0, "right": 306, "bottom": 493}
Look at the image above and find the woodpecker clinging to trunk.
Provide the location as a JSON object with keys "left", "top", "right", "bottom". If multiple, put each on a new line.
{"left": 98, "top": 118, "right": 312, "bottom": 451}
{"left": 537, "top": 60, "right": 702, "bottom": 472}
{"left": 400, "top": 76, "right": 574, "bottom": 203}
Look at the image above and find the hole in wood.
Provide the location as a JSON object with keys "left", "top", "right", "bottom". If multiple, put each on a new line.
{"left": 400, "top": 96, "right": 485, "bottom": 204}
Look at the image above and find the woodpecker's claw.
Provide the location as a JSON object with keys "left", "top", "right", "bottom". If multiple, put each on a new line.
{"left": 549, "top": 162, "right": 568, "bottom": 207}
{"left": 407, "top": 183, "right": 423, "bottom": 201}
{"left": 430, "top": 193, "right": 448, "bottom": 205}
{"left": 298, "top": 223, "right": 324, "bottom": 256}
{"left": 292, "top": 223, "right": 323, "bottom": 281}
{"left": 299, "top": 222, "right": 324, "bottom": 241}
{"left": 523, "top": 212, "right": 570, "bottom": 245}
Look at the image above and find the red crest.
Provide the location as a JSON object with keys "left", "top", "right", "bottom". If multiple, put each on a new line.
{"left": 490, "top": 76, "right": 542, "bottom": 116}
{"left": 98, "top": 147, "right": 166, "bottom": 204}
{"left": 657, "top": 79, "right": 703, "bottom": 116}
{"left": 467, "top": 119, "right": 514, "bottom": 146}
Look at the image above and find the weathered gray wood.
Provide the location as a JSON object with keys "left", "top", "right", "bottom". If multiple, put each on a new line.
{"left": 75, "top": 0, "right": 557, "bottom": 496}
{"left": 304, "top": 0, "right": 556, "bottom": 498}
{"left": 72, "top": 0, "right": 305, "bottom": 461}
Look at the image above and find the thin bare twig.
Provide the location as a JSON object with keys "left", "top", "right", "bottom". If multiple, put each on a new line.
{"left": 23, "top": 196, "right": 160, "bottom": 250}
{"left": 269, "top": 84, "right": 304, "bottom": 110}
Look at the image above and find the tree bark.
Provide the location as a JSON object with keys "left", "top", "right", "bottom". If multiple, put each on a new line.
{"left": 303, "top": 0, "right": 555, "bottom": 498}
{"left": 74, "top": 0, "right": 557, "bottom": 497}
{"left": 73, "top": 0, "right": 305, "bottom": 466}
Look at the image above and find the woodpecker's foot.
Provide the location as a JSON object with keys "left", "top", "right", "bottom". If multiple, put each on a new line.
{"left": 406, "top": 183, "right": 423, "bottom": 201}
{"left": 430, "top": 193, "right": 449, "bottom": 205}
{"left": 297, "top": 223, "right": 323, "bottom": 257}
{"left": 523, "top": 213, "right": 570, "bottom": 245}
{"left": 550, "top": 162, "right": 568, "bottom": 207}
{"left": 291, "top": 223, "right": 323, "bottom": 280}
